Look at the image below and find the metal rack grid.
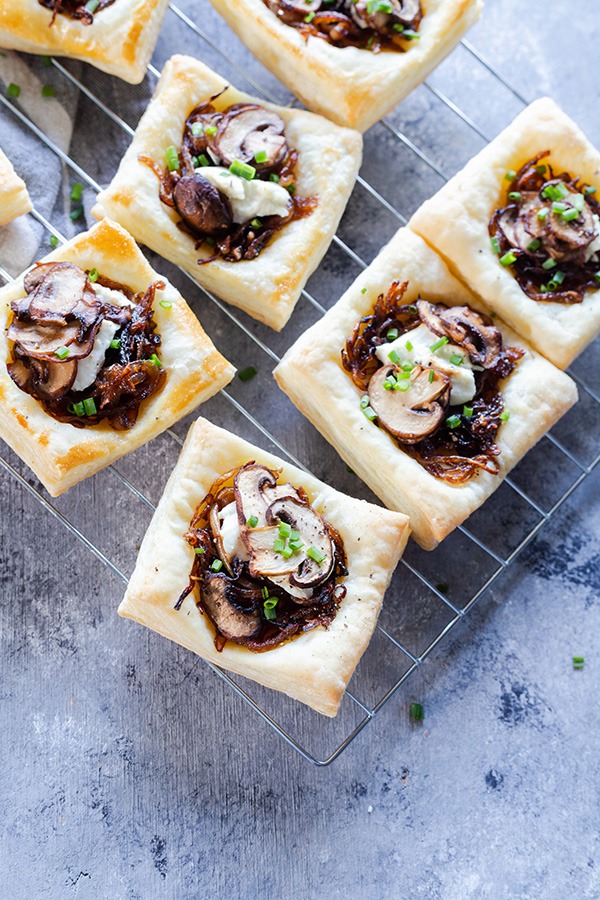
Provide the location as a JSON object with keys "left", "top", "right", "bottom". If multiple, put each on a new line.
{"left": 1, "top": 5, "right": 599, "bottom": 765}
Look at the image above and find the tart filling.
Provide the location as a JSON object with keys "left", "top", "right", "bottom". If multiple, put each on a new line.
{"left": 178, "top": 462, "right": 348, "bottom": 652}
{"left": 141, "top": 95, "right": 317, "bottom": 264}
{"left": 342, "top": 281, "right": 523, "bottom": 484}
{"left": 489, "top": 151, "right": 600, "bottom": 304}
{"left": 7, "top": 261, "right": 166, "bottom": 430}
{"left": 262, "top": 0, "right": 422, "bottom": 53}
{"left": 38, "top": 0, "right": 116, "bottom": 25}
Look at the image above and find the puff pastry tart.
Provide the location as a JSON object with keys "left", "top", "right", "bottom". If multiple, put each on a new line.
{"left": 410, "top": 98, "right": 600, "bottom": 369}
{"left": 0, "top": 0, "right": 169, "bottom": 83}
{"left": 274, "top": 227, "right": 578, "bottom": 550}
{"left": 208, "top": 0, "right": 482, "bottom": 133}
{"left": 0, "top": 147, "right": 32, "bottom": 227}
{"left": 0, "top": 218, "right": 235, "bottom": 496}
{"left": 119, "top": 417, "right": 410, "bottom": 716}
{"left": 92, "top": 54, "right": 363, "bottom": 331}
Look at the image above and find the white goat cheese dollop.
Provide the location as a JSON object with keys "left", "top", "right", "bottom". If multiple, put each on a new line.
{"left": 195, "top": 166, "right": 291, "bottom": 224}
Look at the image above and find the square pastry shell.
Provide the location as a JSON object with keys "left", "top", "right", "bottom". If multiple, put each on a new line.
{"left": 92, "top": 54, "right": 363, "bottom": 331}
{"left": 0, "top": 0, "right": 169, "bottom": 84}
{"left": 0, "top": 146, "right": 32, "bottom": 227}
{"left": 273, "top": 227, "right": 578, "bottom": 550}
{"left": 0, "top": 218, "right": 235, "bottom": 496}
{"left": 409, "top": 97, "right": 600, "bottom": 369}
{"left": 119, "top": 416, "right": 411, "bottom": 717}
{"left": 208, "top": 0, "right": 482, "bottom": 132}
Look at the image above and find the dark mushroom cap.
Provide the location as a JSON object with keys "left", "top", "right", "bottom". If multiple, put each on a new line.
{"left": 7, "top": 356, "right": 77, "bottom": 400}
{"left": 214, "top": 103, "right": 288, "bottom": 171}
{"left": 201, "top": 573, "right": 262, "bottom": 642}
{"left": 266, "top": 496, "right": 334, "bottom": 588}
{"left": 172, "top": 173, "right": 233, "bottom": 237}
{"left": 417, "top": 299, "right": 502, "bottom": 369}
{"left": 368, "top": 363, "right": 450, "bottom": 444}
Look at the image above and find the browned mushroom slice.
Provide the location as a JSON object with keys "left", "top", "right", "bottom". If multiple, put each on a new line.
{"left": 28, "top": 263, "right": 93, "bottom": 326}
{"left": 416, "top": 300, "right": 502, "bottom": 369}
{"left": 391, "top": 0, "right": 420, "bottom": 26}
{"left": 234, "top": 463, "right": 279, "bottom": 530}
{"left": 368, "top": 364, "right": 449, "bottom": 444}
{"left": 6, "top": 358, "right": 32, "bottom": 393}
{"left": 498, "top": 194, "right": 544, "bottom": 254}
{"left": 172, "top": 173, "right": 233, "bottom": 236}
{"left": 542, "top": 195, "right": 596, "bottom": 263}
{"left": 246, "top": 525, "right": 300, "bottom": 578}
{"left": 7, "top": 319, "right": 96, "bottom": 361}
{"left": 266, "top": 496, "right": 334, "bottom": 588}
{"left": 351, "top": 0, "right": 419, "bottom": 31}
{"left": 8, "top": 356, "right": 77, "bottom": 400}
{"left": 214, "top": 104, "right": 288, "bottom": 170}
{"left": 201, "top": 574, "right": 262, "bottom": 642}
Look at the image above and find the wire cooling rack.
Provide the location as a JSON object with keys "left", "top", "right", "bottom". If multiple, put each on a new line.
{"left": 1, "top": 4, "right": 599, "bottom": 765}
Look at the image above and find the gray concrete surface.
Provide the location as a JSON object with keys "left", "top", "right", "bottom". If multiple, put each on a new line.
{"left": 0, "top": 1, "right": 599, "bottom": 897}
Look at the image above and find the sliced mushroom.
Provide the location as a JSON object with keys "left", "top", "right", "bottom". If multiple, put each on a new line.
{"left": 27, "top": 263, "right": 91, "bottom": 325}
{"left": 391, "top": 0, "right": 420, "bottom": 26}
{"left": 278, "top": 0, "right": 321, "bottom": 13}
{"left": 234, "top": 463, "right": 279, "bottom": 531}
{"left": 7, "top": 319, "right": 96, "bottom": 361}
{"left": 368, "top": 364, "right": 449, "bottom": 444}
{"left": 173, "top": 173, "right": 233, "bottom": 236}
{"left": 201, "top": 574, "right": 262, "bottom": 642}
{"left": 351, "top": 0, "right": 419, "bottom": 31}
{"left": 497, "top": 193, "right": 543, "bottom": 255}
{"left": 542, "top": 191, "right": 596, "bottom": 263}
{"left": 213, "top": 104, "right": 288, "bottom": 170}
{"left": 246, "top": 525, "right": 300, "bottom": 578}
{"left": 416, "top": 300, "right": 502, "bottom": 369}
{"left": 266, "top": 496, "right": 334, "bottom": 588}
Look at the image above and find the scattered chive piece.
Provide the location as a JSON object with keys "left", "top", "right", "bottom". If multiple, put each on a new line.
{"left": 505, "top": 170, "right": 516, "bottom": 181}
{"left": 71, "top": 401, "right": 85, "bottom": 417}
{"left": 537, "top": 207, "right": 550, "bottom": 221}
{"left": 88, "top": 267, "right": 98, "bottom": 282}
{"left": 449, "top": 353, "right": 463, "bottom": 366}
{"left": 70, "top": 206, "right": 83, "bottom": 221}
{"left": 542, "top": 257, "right": 557, "bottom": 270}
{"left": 402, "top": 361, "right": 414, "bottom": 372}
{"left": 50, "top": 235, "right": 59, "bottom": 248}
{"left": 263, "top": 607, "right": 276, "bottom": 621}
{"left": 289, "top": 540, "right": 304, "bottom": 553}
{"left": 165, "top": 145, "right": 179, "bottom": 171}
{"left": 361, "top": 287, "right": 367, "bottom": 294}
{"left": 269, "top": 173, "right": 280, "bottom": 183}
{"left": 409, "top": 702, "right": 424, "bottom": 721}
{"left": 273, "top": 538, "right": 285, "bottom": 553}
{"left": 386, "top": 328, "right": 398, "bottom": 341}
{"left": 446, "top": 414, "right": 461, "bottom": 429}
{"left": 407, "top": 305, "right": 417, "bottom": 313}
{"left": 490, "top": 236, "right": 501, "bottom": 254}
{"left": 405, "top": 340, "right": 413, "bottom": 352}
{"left": 572, "top": 193, "right": 585, "bottom": 212}
{"left": 393, "top": 23, "right": 404, "bottom": 32}
{"left": 362, "top": 405, "right": 377, "bottom": 421}
{"left": 194, "top": 547, "right": 205, "bottom": 556}
{"left": 54, "top": 346, "right": 70, "bottom": 360}
{"left": 307, "top": 546, "right": 326, "bottom": 564}
{"left": 383, "top": 380, "right": 394, "bottom": 391}
{"left": 394, "top": 382, "right": 410, "bottom": 392}
{"left": 402, "top": 30, "right": 420, "bottom": 39}
{"left": 204, "top": 125, "right": 218, "bottom": 137}
{"left": 250, "top": 218, "right": 262, "bottom": 229}
{"left": 247, "top": 515, "right": 258, "bottom": 528}
{"left": 535, "top": 164, "right": 547, "bottom": 175}
{"left": 192, "top": 156, "right": 199, "bottom": 168}
{"left": 109, "top": 339, "right": 120, "bottom": 350}
{"left": 279, "top": 521, "right": 292, "bottom": 538}
{"left": 254, "top": 150, "right": 268, "bottom": 164}
{"left": 150, "top": 353, "right": 162, "bottom": 368}
{"left": 388, "top": 349, "right": 400, "bottom": 364}
{"left": 366, "top": 36, "right": 375, "bottom": 51}
{"left": 229, "top": 158, "right": 256, "bottom": 180}
{"left": 238, "top": 366, "right": 257, "bottom": 382}
{"left": 210, "top": 559, "right": 223, "bottom": 572}
{"left": 360, "top": 395, "right": 370, "bottom": 409}
{"left": 287, "top": 183, "right": 296, "bottom": 195}
{"left": 190, "top": 122, "right": 204, "bottom": 136}
{"left": 463, "top": 405, "right": 474, "bottom": 418}
{"left": 572, "top": 656, "right": 585, "bottom": 670}
{"left": 263, "top": 598, "right": 278, "bottom": 620}
{"left": 499, "top": 251, "right": 517, "bottom": 267}
{"left": 500, "top": 411, "right": 510, "bottom": 422}
{"left": 508, "top": 191, "right": 521, "bottom": 201}
{"left": 290, "top": 530, "right": 300, "bottom": 541}
{"left": 261, "top": 586, "right": 269, "bottom": 600}
{"left": 159, "top": 299, "right": 172, "bottom": 309}
{"left": 82, "top": 397, "right": 97, "bottom": 416}
{"left": 551, "top": 201, "right": 567, "bottom": 213}
{"left": 594, "top": 271, "right": 600, "bottom": 284}
{"left": 42, "top": 85, "right": 56, "bottom": 98}
{"left": 430, "top": 336, "right": 449, "bottom": 352}
{"left": 561, "top": 207, "right": 579, "bottom": 222}
{"left": 281, "top": 546, "right": 293, "bottom": 559}
{"left": 42, "top": 55, "right": 52, "bottom": 67}
{"left": 527, "top": 238, "right": 541, "bottom": 252}
{"left": 584, "top": 185, "right": 597, "bottom": 196}
{"left": 198, "top": 153, "right": 210, "bottom": 167}
{"left": 304, "top": 10, "right": 315, "bottom": 22}
{"left": 552, "top": 270, "right": 566, "bottom": 285}
{"left": 7, "top": 83, "right": 20, "bottom": 99}
{"left": 428, "top": 369, "right": 435, "bottom": 383}
{"left": 84, "top": 0, "right": 99, "bottom": 11}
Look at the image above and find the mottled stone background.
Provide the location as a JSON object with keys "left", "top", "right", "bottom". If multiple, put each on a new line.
{"left": 0, "top": 1, "right": 598, "bottom": 897}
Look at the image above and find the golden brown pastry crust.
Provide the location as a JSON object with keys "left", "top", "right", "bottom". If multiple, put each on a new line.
{"left": 409, "top": 98, "right": 600, "bottom": 369}
{"left": 0, "top": 218, "right": 235, "bottom": 496}
{"left": 274, "top": 227, "right": 579, "bottom": 550}
{"left": 0, "top": 0, "right": 169, "bottom": 83}
{"left": 0, "top": 147, "right": 32, "bottom": 227}
{"left": 208, "top": 0, "right": 482, "bottom": 132}
{"left": 119, "top": 416, "right": 411, "bottom": 717}
{"left": 92, "top": 54, "right": 363, "bottom": 331}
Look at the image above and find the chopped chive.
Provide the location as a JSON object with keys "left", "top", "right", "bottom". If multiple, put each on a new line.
{"left": 388, "top": 349, "right": 400, "bottom": 364}
{"left": 82, "top": 397, "right": 97, "bottom": 416}
{"left": 362, "top": 405, "right": 377, "bottom": 421}
{"left": 386, "top": 328, "right": 398, "bottom": 341}
{"left": 405, "top": 340, "right": 413, "bottom": 352}
{"left": 527, "top": 238, "right": 541, "bottom": 252}
{"left": 499, "top": 251, "right": 517, "bottom": 266}
{"left": 428, "top": 369, "right": 435, "bottom": 383}
{"left": 194, "top": 547, "right": 205, "bottom": 555}
{"left": 542, "top": 257, "right": 557, "bottom": 270}
{"left": 463, "top": 405, "right": 473, "bottom": 418}
{"left": 398, "top": 371, "right": 411, "bottom": 380}
{"left": 500, "top": 411, "right": 510, "bottom": 422}
{"left": 552, "top": 201, "right": 567, "bottom": 213}
{"left": 263, "top": 598, "right": 278, "bottom": 619}
{"left": 84, "top": 0, "right": 99, "bottom": 11}
{"left": 88, "top": 267, "right": 98, "bottom": 282}
{"left": 537, "top": 207, "right": 550, "bottom": 220}
{"left": 261, "top": 586, "right": 269, "bottom": 600}
{"left": 290, "top": 530, "right": 300, "bottom": 541}
{"left": 289, "top": 541, "right": 304, "bottom": 553}
{"left": 70, "top": 206, "right": 83, "bottom": 221}
{"left": 50, "top": 235, "right": 59, "bottom": 248}
{"left": 505, "top": 170, "right": 516, "bottom": 181}
{"left": 449, "top": 353, "right": 463, "bottom": 366}
{"left": 279, "top": 521, "right": 291, "bottom": 538}
{"left": 190, "top": 122, "right": 204, "bottom": 136}
{"left": 150, "top": 353, "right": 162, "bottom": 368}
{"left": 572, "top": 656, "right": 585, "bottom": 670}
{"left": 402, "top": 29, "right": 420, "bottom": 39}
{"left": 446, "top": 414, "right": 461, "bottom": 429}
{"left": 383, "top": 379, "right": 394, "bottom": 391}
{"left": 594, "top": 271, "right": 600, "bottom": 284}
{"left": 263, "top": 595, "right": 277, "bottom": 609}
{"left": 551, "top": 270, "right": 566, "bottom": 285}
{"left": 393, "top": 382, "right": 410, "bottom": 393}
{"left": 229, "top": 158, "right": 256, "bottom": 180}
{"left": 535, "top": 164, "right": 547, "bottom": 175}
{"left": 307, "top": 546, "right": 326, "bottom": 564}
{"left": 490, "top": 236, "right": 501, "bottom": 254}
{"left": 192, "top": 156, "right": 199, "bottom": 168}
{"left": 7, "top": 83, "right": 20, "bottom": 99}
{"left": 197, "top": 153, "right": 210, "bottom": 167}
{"left": 42, "top": 55, "right": 52, "bottom": 67}
{"left": 584, "top": 186, "right": 597, "bottom": 196}
{"left": 263, "top": 607, "right": 276, "bottom": 621}
{"left": 393, "top": 23, "right": 404, "bottom": 32}
{"left": 508, "top": 191, "right": 521, "bottom": 201}
{"left": 269, "top": 173, "right": 280, "bottom": 183}
{"left": 361, "top": 287, "right": 367, "bottom": 294}
{"left": 42, "top": 85, "right": 56, "bottom": 98}
{"left": 430, "top": 336, "right": 449, "bottom": 352}
{"left": 287, "top": 183, "right": 296, "bottom": 195}
{"left": 273, "top": 538, "right": 285, "bottom": 553}
{"left": 561, "top": 207, "right": 579, "bottom": 222}
{"left": 71, "top": 401, "right": 85, "bottom": 417}
{"left": 572, "top": 193, "right": 585, "bottom": 212}
{"left": 159, "top": 299, "right": 172, "bottom": 309}
{"left": 210, "top": 559, "right": 223, "bottom": 572}
{"left": 165, "top": 145, "right": 179, "bottom": 171}
{"left": 54, "top": 346, "right": 70, "bottom": 360}
{"left": 204, "top": 125, "right": 218, "bottom": 137}
{"left": 407, "top": 305, "right": 417, "bottom": 313}
{"left": 250, "top": 218, "right": 262, "bottom": 229}
{"left": 253, "top": 149, "right": 270, "bottom": 164}
{"left": 281, "top": 546, "right": 293, "bottom": 559}
{"left": 360, "top": 395, "right": 370, "bottom": 409}
{"left": 109, "top": 339, "right": 120, "bottom": 350}
{"left": 409, "top": 702, "right": 424, "bottom": 721}
{"left": 238, "top": 366, "right": 257, "bottom": 382}
{"left": 304, "top": 10, "right": 315, "bottom": 21}
{"left": 247, "top": 515, "right": 258, "bottom": 528}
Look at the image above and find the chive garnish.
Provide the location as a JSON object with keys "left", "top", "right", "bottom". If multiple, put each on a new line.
{"left": 247, "top": 515, "right": 258, "bottom": 528}
{"left": 269, "top": 174, "right": 280, "bottom": 183}
{"left": 409, "top": 702, "right": 424, "bottom": 721}
{"left": 405, "top": 340, "right": 413, "bottom": 352}
{"left": 109, "top": 339, "right": 120, "bottom": 350}
{"left": 71, "top": 401, "right": 85, "bottom": 417}
{"left": 542, "top": 258, "right": 557, "bottom": 270}
{"left": 88, "top": 267, "right": 98, "bottom": 282}
{"left": 307, "top": 546, "right": 326, "bottom": 564}
{"left": 165, "top": 145, "right": 179, "bottom": 171}
{"left": 50, "top": 235, "right": 59, "bottom": 248}
{"left": 273, "top": 538, "right": 285, "bottom": 553}
{"left": 150, "top": 353, "right": 162, "bottom": 368}
{"left": 229, "top": 159, "right": 256, "bottom": 180}
{"left": 508, "top": 191, "right": 521, "bottom": 201}
{"left": 499, "top": 251, "right": 517, "bottom": 266}
{"left": 573, "top": 656, "right": 584, "bottom": 670}
{"left": 279, "top": 521, "right": 291, "bottom": 538}
{"left": 261, "top": 586, "right": 269, "bottom": 600}
{"left": 263, "top": 598, "right": 278, "bottom": 620}
{"left": 505, "top": 170, "right": 516, "bottom": 181}
{"left": 84, "top": 0, "right": 99, "bottom": 11}
{"left": 449, "top": 353, "right": 463, "bottom": 366}
{"left": 238, "top": 366, "right": 257, "bottom": 382}
{"left": 210, "top": 559, "right": 223, "bottom": 572}
{"left": 250, "top": 218, "right": 262, "bottom": 229}
{"left": 190, "top": 122, "right": 204, "bottom": 137}
{"left": 205, "top": 125, "right": 218, "bottom": 137}
{"left": 430, "top": 336, "right": 449, "bottom": 353}
{"left": 537, "top": 207, "right": 550, "bottom": 220}
{"left": 198, "top": 153, "right": 210, "bottom": 167}
{"left": 361, "top": 287, "right": 367, "bottom": 294}
{"left": 254, "top": 150, "right": 268, "bottom": 163}
{"left": 159, "top": 299, "right": 172, "bottom": 309}
{"left": 304, "top": 10, "right": 315, "bottom": 22}
{"left": 54, "top": 346, "right": 70, "bottom": 360}
{"left": 500, "top": 411, "right": 510, "bottom": 422}
{"left": 360, "top": 395, "right": 369, "bottom": 409}
{"left": 561, "top": 208, "right": 579, "bottom": 222}
{"left": 490, "top": 236, "right": 501, "bottom": 254}
{"left": 7, "top": 83, "right": 20, "bottom": 99}
{"left": 463, "top": 405, "right": 473, "bottom": 418}
{"left": 42, "top": 85, "right": 56, "bottom": 98}
{"left": 362, "top": 406, "right": 377, "bottom": 421}
{"left": 82, "top": 397, "right": 97, "bottom": 416}
{"left": 527, "top": 238, "right": 541, "bottom": 252}
{"left": 70, "top": 206, "right": 83, "bottom": 221}
{"left": 446, "top": 414, "right": 461, "bottom": 429}
{"left": 584, "top": 186, "right": 597, "bottom": 196}
{"left": 195, "top": 547, "right": 205, "bottom": 556}
{"left": 386, "top": 328, "right": 398, "bottom": 341}
{"left": 428, "top": 370, "right": 434, "bottom": 383}
{"left": 388, "top": 349, "right": 400, "bottom": 364}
